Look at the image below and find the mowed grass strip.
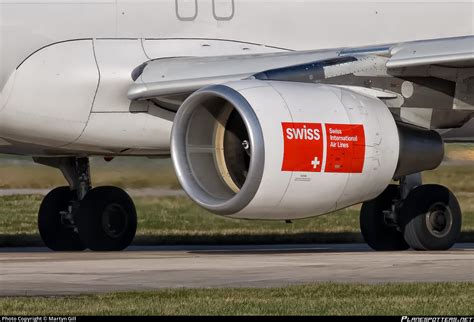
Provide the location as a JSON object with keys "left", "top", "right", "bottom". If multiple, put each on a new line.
{"left": 1, "top": 283, "right": 472, "bottom": 316}
{"left": 1, "top": 156, "right": 474, "bottom": 245}
{"left": 0, "top": 194, "right": 361, "bottom": 245}
{"left": 0, "top": 156, "right": 180, "bottom": 189}
{"left": 0, "top": 151, "right": 473, "bottom": 191}
{"left": 0, "top": 193, "right": 473, "bottom": 246}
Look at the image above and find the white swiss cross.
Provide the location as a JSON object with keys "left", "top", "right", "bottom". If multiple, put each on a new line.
{"left": 311, "top": 156, "right": 321, "bottom": 169}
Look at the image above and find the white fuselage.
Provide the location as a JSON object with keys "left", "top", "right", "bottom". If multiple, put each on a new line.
{"left": 0, "top": 0, "right": 473, "bottom": 155}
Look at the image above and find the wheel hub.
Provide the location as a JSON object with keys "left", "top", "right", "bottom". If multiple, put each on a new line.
{"left": 101, "top": 203, "right": 129, "bottom": 238}
{"left": 425, "top": 202, "right": 453, "bottom": 238}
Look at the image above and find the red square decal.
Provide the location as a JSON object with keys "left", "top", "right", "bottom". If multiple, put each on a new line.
{"left": 281, "top": 122, "right": 324, "bottom": 172}
{"left": 325, "top": 124, "right": 365, "bottom": 173}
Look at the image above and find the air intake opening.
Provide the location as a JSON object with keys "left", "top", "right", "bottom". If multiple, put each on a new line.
{"left": 217, "top": 109, "right": 251, "bottom": 192}
{"left": 185, "top": 95, "right": 250, "bottom": 200}
{"left": 171, "top": 84, "right": 264, "bottom": 215}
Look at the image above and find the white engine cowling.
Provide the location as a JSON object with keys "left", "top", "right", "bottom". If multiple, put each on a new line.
{"left": 171, "top": 80, "right": 440, "bottom": 220}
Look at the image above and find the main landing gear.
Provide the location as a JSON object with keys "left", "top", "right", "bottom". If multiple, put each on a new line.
{"left": 360, "top": 174, "right": 462, "bottom": 251}
{"left": 35, "top": 157, "right": 137, "bottom": 251}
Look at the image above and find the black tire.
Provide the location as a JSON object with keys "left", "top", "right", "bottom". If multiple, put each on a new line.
{"left": 360, "top": 184, "right": 410, "bottom": 251}
{"left": 401, "top": 184, "right": 461, "bottom": 251}
{"left": 38, "top": 186, "right": 85, "bottom": 251}
{"left": 76, "top": 186, "right": 137, "bottom": 251}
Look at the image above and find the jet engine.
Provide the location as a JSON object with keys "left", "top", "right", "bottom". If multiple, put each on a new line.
{"left": 171, "top": 81, "right": 443, "bottom": 220}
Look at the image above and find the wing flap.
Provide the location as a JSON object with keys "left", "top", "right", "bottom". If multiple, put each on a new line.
{"left": 127, "top": 36, "right": 474, "bottom": 103}
{"left": 386, "top": 36, "right": 474, "bottom": 69}
{"left": 127, "top": 50, "right": 343, "bottom": 100}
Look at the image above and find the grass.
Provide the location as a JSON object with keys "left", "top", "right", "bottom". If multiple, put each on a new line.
{"left": 0, "top": 144, "right": 472, "bottom": 191}
{"left": 1, "top": 283, "right": 472, "bottom": 315}
{"left": 0, "top": 147, "right": 474, "bottom": 246}
{"left": 0, "top": 191, "right": 473, "bottom": 246}
{"left": 424, "top": 164, "right": 474, "bottom": 193}
{"left": 0, "top": 194, "right": 363, "bottom": 246}
{"left": 0, "top": 157, "right": 180, "bottom": 189}
{"left": 0, "top": 152, "right": 472, "bottom": 316}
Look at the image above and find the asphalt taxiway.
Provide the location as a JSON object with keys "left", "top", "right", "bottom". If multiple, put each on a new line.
{"left": 0, "top": 243, "right": 472, "bottom": 296}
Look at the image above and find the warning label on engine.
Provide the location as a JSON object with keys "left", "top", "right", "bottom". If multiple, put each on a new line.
{"left": 281, "top": 122, "right": 365, "bottom": 173}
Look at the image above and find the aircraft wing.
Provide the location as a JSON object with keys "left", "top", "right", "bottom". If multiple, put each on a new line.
{"left": 127, "top": 50, "right": 348, "bottom": 100}
{"left": 128, "top": 36, "right": 474, "bottom": 103}
{"left": 127, "top": 35, "right": 474, "bottom": 130}
{"left": 386, "top": 36, "right": 474, "bottom": 69}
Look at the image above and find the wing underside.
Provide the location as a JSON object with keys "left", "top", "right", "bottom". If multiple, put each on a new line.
{"left": 128, "top": 36, "right": 474, "bottom": 132}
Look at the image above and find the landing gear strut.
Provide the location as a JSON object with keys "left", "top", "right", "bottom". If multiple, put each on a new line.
{"left": 360, "top": 174, "right": 462, "bottom": 251}
{"left": 35, "top": 157, "right": 137, "bottom": 251}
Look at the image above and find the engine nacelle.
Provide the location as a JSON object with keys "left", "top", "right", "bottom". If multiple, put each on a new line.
{"left": 171, "top": 81, "right": 443, "bottom": 220}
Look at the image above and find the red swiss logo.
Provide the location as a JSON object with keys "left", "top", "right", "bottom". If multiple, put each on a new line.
{"left": 282, "top": 122, "right": 323, "bottom": 172}
{"left": 281, "top": 122, "right": 365, "bottom": 173}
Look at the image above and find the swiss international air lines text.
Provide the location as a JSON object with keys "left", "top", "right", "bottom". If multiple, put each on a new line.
{"left": 281, "top": 122, "right": 365, "bottom": 173}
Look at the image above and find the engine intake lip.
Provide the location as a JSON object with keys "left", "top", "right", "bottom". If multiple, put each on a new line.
{"left": 171, "top": 84, "right": 265, "bottom": 215}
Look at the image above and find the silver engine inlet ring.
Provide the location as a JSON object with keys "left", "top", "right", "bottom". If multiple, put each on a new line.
{"left": 171, "top": 85, "right": 265, "bottom": 215}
